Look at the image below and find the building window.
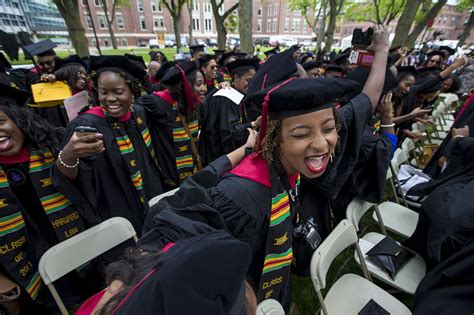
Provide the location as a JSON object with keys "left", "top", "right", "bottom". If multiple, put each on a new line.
{"left": 218, "top": 3, "right": 224, "bottom": 14}
{"left": 284, "top": 18, "right": 289, "bottom": 32}
{"left": 81, "top": 0, "right": 87, "bottom": 6}
{"left": 266, "top": 20, "right": 271, "bottom": 32}
{"left": 91, "top": 38, "right": 97, "bottom": 47}
{"left": 140, "top": 16, "right": 146, "bottom": 30}
{"left": 98, "top": 15, "right": 107, "bottom": 29}
{"left": 258, "top": 5, "right": 262, "bottom": 16}
{"left": 137, "top": 0, "right": 143, "bottom": 12}
{"left": 267, "top": 5, "right": 272, "bottom": 16}
{"left": 151, "top": 0, "right": 161, "bottom": 12}
{"left": 121, "top": 38, "right": 127, "bottom": 46}
{"left": 192, "top": 0, "right": 199, "bottom": 11}
{"left": 204, "top": 0, "right": 211, "bottom": 13}
{"left": 116, "top": 15, "right": 124, "bottom": 29}
{"left": 272, "top": 19, "right": 277, "bottom": 32}
{"left": 94, "top": 0, "right": 101, "bottom": 7}
{"left": 257, "top": 19, "right": 262, "bottom": 32}
{"left": 204, "top": 18, "right": 212, "bottom": 31}
{"left": 302, "top": 20, "right": 307, "bottom": 33}
{"left": 193, "top": 18, "right": 200, "bottom": 31}
{"left": 154, "top": 17, "right": 164, "bottom": 28}
{"left": 335, "top": 26, "right": 341, "bottom": 33}
{"left": 274, "top": 4, "right": 278, "bottom": 15}
{"left": 85, "top": 14, "right": 93, "bottom": 29}
{"left": 104, "top": 38, "right": 110, "bottom": 47}
{"left": 294, "top": 19, "right": 300, "bottom": 32}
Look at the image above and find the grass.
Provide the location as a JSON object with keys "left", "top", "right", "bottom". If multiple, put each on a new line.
{"left": 290, "top": 182, "right": 413, "bottom": 314}
{"left": 6, "top": 46, "right": 276, "bottom": 66}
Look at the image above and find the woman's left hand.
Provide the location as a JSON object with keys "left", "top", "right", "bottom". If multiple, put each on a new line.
{"left": 218, "top": 81, "right": 231, "bottom": 89}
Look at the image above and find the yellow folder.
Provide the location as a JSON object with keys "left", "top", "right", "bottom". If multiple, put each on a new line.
{"left": 31, "top": 81, "right": 72, "bottom": 108}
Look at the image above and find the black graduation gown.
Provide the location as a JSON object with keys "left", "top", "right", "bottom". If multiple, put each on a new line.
{"left": 297, "top": 94, "right": 393, "bottom": 276}
{"left": 413, "top": 239, "right": 474, "bottom": 315}
{"left": 198, "top": 94, "right": 251, "bottom": 165}
{"left": 53, "top": 105, "right": 162, "bottom": 235}
{"left": 424, "top": 98, "right": 474, "bottom": 178}
{"left": 404, "top": 162, "right": 474, "bottom": 269}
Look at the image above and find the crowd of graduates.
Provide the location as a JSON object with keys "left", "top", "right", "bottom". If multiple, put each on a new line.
{"left": 0, "top": 25, "right": 472, "bottom": 314}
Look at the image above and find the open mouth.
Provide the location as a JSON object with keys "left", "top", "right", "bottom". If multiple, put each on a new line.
{"left": 304, "top": 153, "right": 329, "bottom": 175}
{"left": 0, "top": 136, "right": 13, "bottom": 152}
{"left": 106, "top": 103, "right": 123, "bottom": 116}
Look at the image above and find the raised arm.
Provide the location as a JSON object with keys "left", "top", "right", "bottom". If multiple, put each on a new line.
{"left": 363, "top": 25, "right": 390, "bottom": 113}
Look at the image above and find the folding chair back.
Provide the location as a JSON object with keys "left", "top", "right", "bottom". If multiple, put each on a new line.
{"left": 310, "top": 220, "right": 359, "bottom": 291}
{"left": 148, "top": 188, "right": 179, "bottom": 207}
{"left": 256, "top": 299, "right": 285, "bottom": 315}
{"left": 346, "top": 197, "right": 376, "bottom": 232}
{"left": 391, "top": 148, "right": 408, "bottom": 173}
{"left": 39, "top": 217, "right": 138, "bottom": 314}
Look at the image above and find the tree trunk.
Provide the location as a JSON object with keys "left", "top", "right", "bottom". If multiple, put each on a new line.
{"left": 391, "top": 0, "right": 422, "bottom": 48}
{"left": 316, "top": 0, "right": 328, "bottom": 52}
{"left": 324, "top": 0, "right": 338, "bottom": 52}
{"left": 187, "top": 2, "right": 193, "bottom": 46}
{"left": 238, "top": 0, "right": 253, "bottom": 54}
{"left": 216, "top": 17, "right": 227, "bottom": 50}
{"left": 172, "top": 14, "right": 182, "bottom": 52}
{"left": 101, "top": 0, "right": 117, "bottom": 49}
{"left": 404, "top": 0, "right": 447, "bottom": 48}
{"left": 53, "top": 0, "right": 90, "bottom": 57}
{"left": 458, "top": 9, "right": 474, "bottom": 48}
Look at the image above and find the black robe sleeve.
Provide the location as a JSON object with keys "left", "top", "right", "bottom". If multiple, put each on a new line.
{"left": 199, "top": 95, "right": 250, "bottom": 165}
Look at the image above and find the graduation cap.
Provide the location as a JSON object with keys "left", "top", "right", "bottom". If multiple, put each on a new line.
{"left": 88, "top": 55, "right": 147, "bottom": 81}
{"left": 263, "top": 47, "right": 279, "bottom": 56}
{"left": 389, "top": 45, "right": 401, "bottom": 53}
{"left": 155, "top": 61, "right": 176, "bottom": 81}
{"left": 426, "top": 50, "right": 444, "bottom": 60}
{"left": 325, "top": 65, "right": 344, "bottom": 74}
{"left": 396, "top": 66, "right": 417, "bottom": 78}
{"left": 113, "top": 230, "right": 251, "bottom": 314}
{"left": 213, "top": 49, "right": 226, "bottom": 56}
{"left": 345, "top": 65, "right": 396, "bottom": 97}
{"left": 225, "top": 58, "right": 259, "bottom": 74}
{"left": 124, "top": 53, "right": 147, "bottom": 69}
{"left": 54, "top": 55, "right": 87, "bottom": 72}
{"left": 22, "top": 39, "right": 57, "bottom": 58}
{"left": 0, "top": 83, "right": 31, "bottom": 107}
{"left": 417, "top": 66, "right": 440, "bottom": 78}
{"left": 291, "top": 44, "right": 301, "bottom": 51}
{"left": 302, "top": 61, "right": 321, "bottom": 71}
{"left": 417, "top": 77, "right": 443, "bottom": 93}
{"left": 198, "top": 54, "right": 216, "bottom": 68}
{"left": 332, "top": 52, "right": 350, "bottom": 65}
{"left": 247, "top": 48, "right": 297, "bottom": 96}
{"left": 300, "top": 53, "right": 315, "bottom": 65}
{"left": 0, "top": 52, "right": 12, "bottom": 71}
{"left": 189, "top": 45, "right": 205, "bottom": 55}
{"left": 161, "top": 61, "right": 200, "bottom": 109}
{"left": 249, "top": 77, "right": 361, "bottom": 144}
{"left": 439, "top": 45, "right": 456, "bottom": 56}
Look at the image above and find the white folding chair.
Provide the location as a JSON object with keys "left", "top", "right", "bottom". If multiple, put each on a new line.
{"left": 401, "top": 137, "right": 421, "bottom": 167}
{"left": 38, "top": 217, "right": 138, "bottom": 315}
{"left": 256, "top": 299, "right": 285, "bottom": 315}
{"left": 346, "top": 198, "right": 426, "bottom": 295}
{"left": 389, "top": 148, "right": 422, "bottom": 210}
{"left": 148, "top": 188, "right": 179, "bottom": 207}
{"left": 310, "top": 220, "right": 411, "bottom": 315}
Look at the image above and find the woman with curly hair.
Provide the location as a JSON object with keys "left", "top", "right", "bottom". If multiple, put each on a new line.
{"left": 202, "top": 25, "right": 391, "bottom": 309}
{"left": 138, "top": 61, "right": 205, "bottom": 191}
{"left": 0, "top": 84, "right": 100, "bottom": 313}
{"left": 55, "top": 55, "right": 163, "bottom": 234}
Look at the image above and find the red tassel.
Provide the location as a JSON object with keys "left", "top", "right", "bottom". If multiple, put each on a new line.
{"left": 176, "top": 65, "right": 201, "bottom": 110}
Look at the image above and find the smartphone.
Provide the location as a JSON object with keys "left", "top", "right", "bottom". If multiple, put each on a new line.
{"left": 75, "top": 126, "right": 98, "bottom": 134}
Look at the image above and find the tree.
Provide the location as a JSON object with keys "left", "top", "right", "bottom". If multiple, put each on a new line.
{"left": 100, "top": 0, "right": 129, "bottom": 49}
{"left": 404, "top": 0, "right": 447, "bottom": 48}
{"left": 455, "top": 0, "right": 474, "bottom": 47}
{"left": 52, "top": 0, "right": 90, "bottom": 56}
{"left": 162, "top": 0, "right": 187, "bottom": 51}
{"left": 391, "top": 0, "right": 422, "bottom": 48}
{"left": 288, "top": 0, "right": 328, "bottom": 51}
{"left": 345, "top": 0, "right": 406, "bottom": 25}
{"left": 186, "top": 1, "right": 193, "bottom": 46}
{"left": 324, "top": 0, "right": 345, "bottom": 52}
{"left": 238, "top": 0, "right": 253, "bottom": 54}
{"left": 210, "top": 0, "right": 239, "bottom": 49}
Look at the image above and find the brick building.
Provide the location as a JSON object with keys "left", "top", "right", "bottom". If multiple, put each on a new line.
{"left": 78, "top": 0, "right": 473, "bottom": 48}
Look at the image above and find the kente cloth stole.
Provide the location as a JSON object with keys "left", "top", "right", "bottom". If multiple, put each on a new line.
{"left": 257, "top": 165, "right": 299, "bottom": 303}
{"left": 223, "top": 71, "right": 232, "bottom": 82}
{"left": 111, "top": 113, "right": 156, "bottom": 208}
{"left": 171, "top": 102, "right": 199, "bottom": 183}
{"left": 0, "top": 150, "right": 85, "bottom": 300}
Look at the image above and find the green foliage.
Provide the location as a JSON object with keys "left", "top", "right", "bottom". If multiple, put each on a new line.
{"left": 224, "top": 11, "right": 238, "bottom": 33}
{"left": 455, "top": 0, "right": 474, "bottom": 11}
{"left": 345, "top": 0, "right": 406, "bottom": 25}
{"left": 288, "top": 0, "right": 320, "bottom": 27}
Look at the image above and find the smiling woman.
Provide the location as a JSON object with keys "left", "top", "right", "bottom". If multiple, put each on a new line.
{"left": 55, "top": 55, "right": 163, "bottom": 235}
